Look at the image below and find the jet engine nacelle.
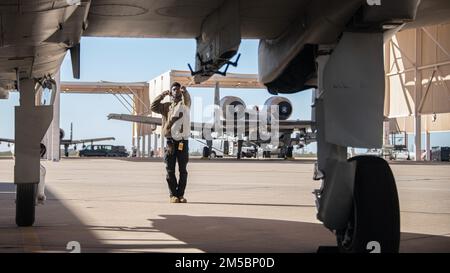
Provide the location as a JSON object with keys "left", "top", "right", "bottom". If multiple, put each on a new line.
{"left": 0, "top": 87, "right": 9, "bottom": 99}
{"left": 263, "top": 96, "right": 293, "bottom": 120}
{"left": 220, "top": 96, "right": 246, "bottom": 120}
{"left": 60, "top": 129, "right": 65, "bottom": 140}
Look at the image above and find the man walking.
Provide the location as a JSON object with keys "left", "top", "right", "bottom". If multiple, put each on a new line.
{"left": 151, "top": 82, "right": 191, "bottom": 203}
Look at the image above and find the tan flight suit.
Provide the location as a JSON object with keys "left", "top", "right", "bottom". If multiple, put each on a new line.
{"left": 150, "top": 90, "right": 191, "bottom": 198}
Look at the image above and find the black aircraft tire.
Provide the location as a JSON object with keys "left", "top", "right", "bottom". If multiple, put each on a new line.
{"left": 337, "top": 156, "right": 400, "bottom": 253}
{"left": 16, "top": 183, "right": 36, "bottom": 227}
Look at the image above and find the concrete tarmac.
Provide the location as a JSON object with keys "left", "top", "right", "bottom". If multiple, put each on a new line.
{"left": 0, "top": 158, "right": 449, "bottom": 253}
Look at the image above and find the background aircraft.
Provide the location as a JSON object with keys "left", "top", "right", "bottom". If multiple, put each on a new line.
{"left": 59, "top": 122, "right": 115, "bottom": 157}
{"left": 108, "top": 94, "right": 315, "bottom": 159}
{"left": 0, "top": 122, "right": 115, "bottom": 157}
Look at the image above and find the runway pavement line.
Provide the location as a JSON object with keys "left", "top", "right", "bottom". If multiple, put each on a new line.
{"left": 20, "top": 227, "right": 42, "bottom": 253}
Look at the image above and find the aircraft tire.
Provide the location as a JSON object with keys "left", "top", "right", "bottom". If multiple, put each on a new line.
{"left": 336, "top": 156, "right": 400, "bottom": 253}
{"left": 16, "top": 183, "right": 36, "bottom": 227}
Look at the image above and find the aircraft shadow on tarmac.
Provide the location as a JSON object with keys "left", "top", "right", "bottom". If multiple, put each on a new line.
{"left": 150, "top": 215, "right": 450, "bottom": 253}
{"left": 0, "top": 182, "right": 103, "bottom": 253}
{"left": 188, "top": 201, "right": 316, "bottom": 208}
{"left": 1, "top": 183, "right": 449, "bottom": 253}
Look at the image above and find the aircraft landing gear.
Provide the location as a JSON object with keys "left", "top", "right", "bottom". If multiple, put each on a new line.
{"left": 14, "top": 77, "right": 53, "bottom": 227}
{"left": 336, "top": 156, "right": 400, "bottom": 253}
{"left": 311, "top": 32, "right": 401, "bottom": 252}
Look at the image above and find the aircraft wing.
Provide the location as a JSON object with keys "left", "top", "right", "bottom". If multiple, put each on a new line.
{"left": 83, "top": 1, "right": 450, "bottom": 39}
{"left": 108, "top": 113, "right": 162, "bottom": 126}
{"left": 83, "top": 0, "right": 314, "bottom": 40}
{"left": 83, "top": 0, "right": 450, "bottom": 85}
{"left": 198, "top": 120, "right": 314, "bottom": 132}
{"left": 61, "top": 137, "right": 115, "bottom": 145}
{"left": 1, "top": 137, "right": 114, "bottom": 145}
{"left": 108, "top": 113, "right": 312, "bottom": 133}
{"left": 2, "top": 0, "right": 450, "bottom": 89}
{"left": 278, "top": 120, "right": 314, "bottom": 131}
{"left": 107, "top": 113, "right": 204, "bottom": 130}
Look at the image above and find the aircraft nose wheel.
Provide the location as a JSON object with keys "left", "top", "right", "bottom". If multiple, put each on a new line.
{"left": 16, "top": 183, "right": 37, "bottom": 227}
{"left": 336, "top": 156, "right": 400, "bottom": 253}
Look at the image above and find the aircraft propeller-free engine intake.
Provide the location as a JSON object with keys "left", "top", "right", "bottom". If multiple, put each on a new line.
{"left": 263, "top": 97, "right": 293, "bottom": 121}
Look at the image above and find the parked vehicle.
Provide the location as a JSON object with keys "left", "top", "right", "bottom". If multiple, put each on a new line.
{"left": 241, "top": 146, "right": 257, "bottom": 158}
{"left": 391, "top": 145, "right": 411, "bottom": 160}
{"left": 79, "top": 145, "right": 129, "bottom": 157}
{"left": 431, "top": 146, "right": 450, "bottom": 162}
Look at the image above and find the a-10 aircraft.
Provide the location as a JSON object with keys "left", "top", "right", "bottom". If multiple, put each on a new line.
{"left": 108, "top": 92, "right": 316, "bottom": 159}
{"left": 1, "top": 0, "right": 449, "bottom": 252}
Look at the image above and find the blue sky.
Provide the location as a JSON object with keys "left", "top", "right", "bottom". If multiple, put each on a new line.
{"left": 0, "top": 37, "right": 448, "bottom": 152}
